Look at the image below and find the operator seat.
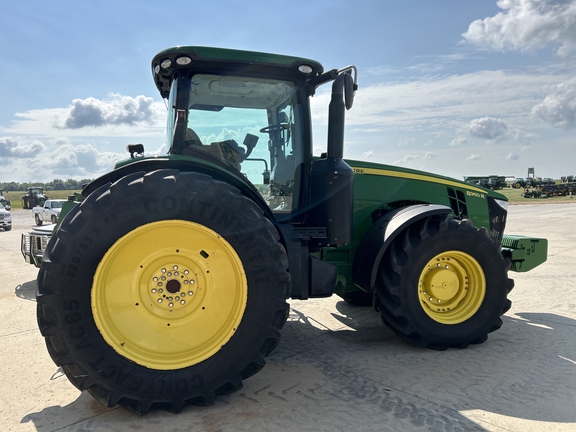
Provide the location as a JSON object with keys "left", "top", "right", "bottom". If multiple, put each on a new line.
{"left": 183, "top": 128, "right": 242, "bottom": 170}
{"left": 185, "top": 128, "right": 203, "bottom": 147}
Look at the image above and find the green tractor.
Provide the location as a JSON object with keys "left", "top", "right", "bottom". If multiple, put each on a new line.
{"left": 22, "top": 187, "right": 48, "bottom": 209}
{"left": 36, "top": 46, "right": 548, "bottom": 414}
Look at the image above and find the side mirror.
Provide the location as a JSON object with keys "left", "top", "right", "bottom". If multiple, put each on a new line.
{"left": 344, "top": 72, "right": 354, "bottom": 110}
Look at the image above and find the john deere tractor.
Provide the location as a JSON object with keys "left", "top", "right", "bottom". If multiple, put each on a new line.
{"left": 36, "top": 46, "right": 548, "bottom": 414}
{"left": 22, "top": 187, "right": 48, "bottom": 209}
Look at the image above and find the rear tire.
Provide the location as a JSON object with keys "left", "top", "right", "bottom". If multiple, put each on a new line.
{"left": 374, "top": 215, "right": 513, "bottom": 350}
{"left": 37, "top": 170, "right": 290, "bottom": 413}
{"left": 51, "top": 215, "right": 57, "bottom": 224}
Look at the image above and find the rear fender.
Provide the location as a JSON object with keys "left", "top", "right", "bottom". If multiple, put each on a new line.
{"left": 81, "top": 158, "right": 274, "bottom": 220}
{"left": 352, "top": 204, "right": 453, "bottom": 293}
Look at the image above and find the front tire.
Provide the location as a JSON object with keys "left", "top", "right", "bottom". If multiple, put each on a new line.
{"left": 374, "top": 215, "right": 513, "bottom": 350}
{"left": 37, "top": 170, "right": 290, "bottom": 413}
{"left": 35, "top": 214, "right": 42, "bottom": 226}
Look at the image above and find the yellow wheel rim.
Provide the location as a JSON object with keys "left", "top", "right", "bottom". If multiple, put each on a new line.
{"left": 92, "top": 220, "right": 247, "bottom": 370}
{"left": 418, "top": 251, "right": 485, "bottom": 325}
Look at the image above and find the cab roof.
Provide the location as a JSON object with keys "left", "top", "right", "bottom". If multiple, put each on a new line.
{"left": 151, "top": 46, "right": 324, "bottom": 98}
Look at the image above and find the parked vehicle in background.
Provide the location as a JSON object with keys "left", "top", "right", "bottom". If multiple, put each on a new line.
{"left": 21, "top": 194, "right": 83, "bottom": 266}
{"left": 22, "top": 187, "right": 49, "bottom": 209}
{"left": 513, "top": 177, "right": 549, "bottom": 188}
{"left": 21, "top": 223, "right": 53, "bottom": 266}
{"left": 0, "top": 189, "right": 10, "bottom": 210}
{"left": 511, "top": 178, "right": 527, "bottom": 188}
{"left": 0, "top": 202, "right": 12, "bottom": 231}
{"left": 32, "top": 199, "right": 66, "bottom": 225}
{"left": 464, "top": 175, "right": 507, "bottom": 190}
{"left": 524, "top": 181, "right": 576, "bottom": 198}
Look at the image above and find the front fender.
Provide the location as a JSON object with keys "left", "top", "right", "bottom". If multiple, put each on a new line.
{"left": 352, "top": 204, "right": 453, "bottom": 293}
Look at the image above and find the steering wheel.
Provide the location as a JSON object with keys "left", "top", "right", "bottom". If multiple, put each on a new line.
{"left": 260, "top": 124, "right": 290, "bottom": 134}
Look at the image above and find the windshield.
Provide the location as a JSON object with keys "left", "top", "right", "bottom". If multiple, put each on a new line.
{"left": 168, "top": 74, "right": 304, "bottom": 213}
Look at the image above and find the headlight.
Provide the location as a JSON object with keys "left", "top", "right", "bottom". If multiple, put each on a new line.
{"left": 41, "top": 235, "right": 50, "bottom": 250}
{"left": 494, "top": 198, "right": 508, "bottom": 212}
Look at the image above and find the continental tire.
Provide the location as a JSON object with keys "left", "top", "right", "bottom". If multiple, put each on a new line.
{"left": 374, "top": 214, "right": 513, "bottom": 350}
{"left": 36, "top": 170, "right": 290, "bottom": 413}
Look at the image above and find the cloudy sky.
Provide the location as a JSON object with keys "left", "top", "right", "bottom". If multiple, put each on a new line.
{"left": 1, "top": 0, "right": 576, "bottom": 183}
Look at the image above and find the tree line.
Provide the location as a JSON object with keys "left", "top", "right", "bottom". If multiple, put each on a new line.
{"left": 0, "top": 179, "right": 94, "bottom": 191}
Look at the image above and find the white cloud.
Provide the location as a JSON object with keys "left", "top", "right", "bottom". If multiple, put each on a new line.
{"left": 467, "top": 154, "right": 482, "bottom": 161}
{"left": 461, "top": 117, "right": 510, "bottom": 141}
{"left": 55, "top": 94, "right": 157, "bottom": 129}
{"left": 394, "top": 154, "right": 419, "bottom": 165}
{"left": 0, "top": 136, "right": 46, "bottom": 158}
{"left": 462, "top": 0, "right": 576, "bottom": 57}
{"left": 32, "top": 143, "right": 125, "bottom": 177}
{"left": 310, "top": 70, "right": 568, "bottom": 135}
{"left": 2, "top": 95, "right": 166, "bottom": 140}
{"left": 397, "top": 138, "right": 416, "bottom": 147}
{"left": 362, "top": 150, "right": 375, "bottom": 159}
{"left": 425, "top": 152, "right": 438, "bottom": 160}
{"left": 506, "top": 152, "right": 520, "bottom": 161}
{"left": 532, "top": 76, "right": 576, "bottom": 129}
{"left": 449, "top": 136, "right": 468, "bottom": 146}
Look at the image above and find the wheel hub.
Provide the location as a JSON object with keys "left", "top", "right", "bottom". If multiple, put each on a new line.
{"left": 418, "top": 251, "right": 486, "bottom": 324}
{"left": 149, "top": 265, "right": 195, "bottom": 310}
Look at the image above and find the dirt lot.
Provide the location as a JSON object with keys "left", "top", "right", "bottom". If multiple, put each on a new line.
{"left": 1, "top": 204, "right": 575, "bottom": 432}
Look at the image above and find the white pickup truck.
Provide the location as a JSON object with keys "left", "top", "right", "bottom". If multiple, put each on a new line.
{"left": 32, "top": 199, "right": 66, "bottom": 225}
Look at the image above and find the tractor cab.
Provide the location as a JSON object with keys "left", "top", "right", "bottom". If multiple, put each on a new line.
{"left": 151, "top": 47, "right": 357, "bottom": 232}
{"left": 167, "top": 72, "right": 301, "bottom": 213}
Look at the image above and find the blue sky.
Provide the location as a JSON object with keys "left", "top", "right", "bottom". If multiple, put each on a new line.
{"left": 1, "top": 0, "right": 576, "bottom": 183}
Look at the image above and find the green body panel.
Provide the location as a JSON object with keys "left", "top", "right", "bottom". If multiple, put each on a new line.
{"left": 320, "top": 160, "right": 509, "bottom": 296}
{"left": 347, "top": 159, "right": 505, "bottom": 240}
